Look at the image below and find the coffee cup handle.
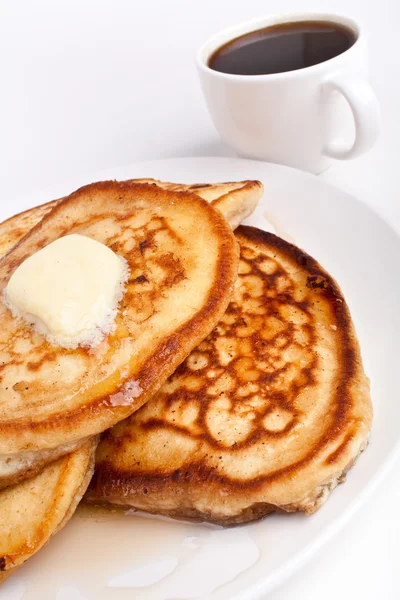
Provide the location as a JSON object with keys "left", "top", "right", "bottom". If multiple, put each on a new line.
{"left": 322, "top": 74, "right": 380, "bottom": 160}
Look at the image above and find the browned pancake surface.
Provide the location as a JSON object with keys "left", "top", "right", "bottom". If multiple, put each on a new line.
{"left": 88, "top": 226, "right": 372, "bottom": 524}
{"left": 0, "top": 178, "right": 263, "bottom": 488}
{"left": 0, "top": 181, "right": 238, "bottom": 460}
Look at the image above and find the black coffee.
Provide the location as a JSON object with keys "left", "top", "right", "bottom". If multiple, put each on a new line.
{"left": 208, "top": 21, "right": 356, "bottom": 76}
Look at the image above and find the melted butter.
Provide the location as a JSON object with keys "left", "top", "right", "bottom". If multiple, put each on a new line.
{"left": 4, "top": 234, "right": 129, "bottom": 349}
{"left": 0, "top": 505, "right": 260, "bottom": 600}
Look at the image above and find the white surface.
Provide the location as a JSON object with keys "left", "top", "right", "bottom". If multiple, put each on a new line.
{"left": 197, "top": 12, "right": 380, "bottom": 172}
{"left": 1, "top": 0, "right": 399, "bottom": 598}
{"left": 0, "top": 156, "right": 398, "bottom": 600}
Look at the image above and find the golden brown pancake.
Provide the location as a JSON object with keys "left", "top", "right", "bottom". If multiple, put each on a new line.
{"left": 87, "top": 226, "right": 373, "bottom": 525}
{"left": 131, "top": 179, "right": 263, "bottom": 230}
{"left": 0, "top": 199, "right": 59, "bottom": 258}
{"left": 0, "top": 437, "right": 93, "bottom": 492}
{"left": 0, "top": 179, "right": 262, "bottom": 259}
{"left": 0, "top": 179, "right": 262, "bottom": 491}
{"left": 0, "top": 181, "right": 239, "bottom": 488}
{"left": 0, "top": 438, "right": 97, "bottom": 583}
{"left": 0, "top": 179, "right": 261, "bottom": 490}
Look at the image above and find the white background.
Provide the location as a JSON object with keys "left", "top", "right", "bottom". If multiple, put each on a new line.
{"left": 1, "top": 0, "right": 399, "bottom": 598}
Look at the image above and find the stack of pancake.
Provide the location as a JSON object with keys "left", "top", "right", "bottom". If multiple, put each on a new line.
{"left": 0, "top": 177, "right": 372, "bottom": 583}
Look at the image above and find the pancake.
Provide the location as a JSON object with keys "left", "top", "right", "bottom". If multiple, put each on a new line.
{"left": 0, "top": 199, "right": 59, "bottom": 258}
{"left": 0, "top": 179, "right": 262, "bottom": 490}
{"left": 131, "top": 179, "right": 263, "bottom": 230}
{"left": 0, "top": 180, "right": 239, "bottom": 488}
{"left": 0, "top": 179, "right": 262, "bottom": 259}
{"left": 0, "top": 437, "right": 92, "bottom": 492}
{"left": 87, "top": 226, "right": 373, "bottom": 525}
{"left": 0, "top": 438, "right": 97, "bottom": 583}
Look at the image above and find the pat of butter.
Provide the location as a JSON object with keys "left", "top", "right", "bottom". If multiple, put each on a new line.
{"left": 4, "top": 234, "right": 129, "bottom": 348}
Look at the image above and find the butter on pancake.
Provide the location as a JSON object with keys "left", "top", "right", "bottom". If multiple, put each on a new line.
{"left": 4, "top": 234, "right": 129, "bottom": 349}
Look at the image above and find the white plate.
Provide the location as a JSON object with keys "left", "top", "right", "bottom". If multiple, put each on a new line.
{"left": 1, "top": 157, "right": 399, "bottom": 600}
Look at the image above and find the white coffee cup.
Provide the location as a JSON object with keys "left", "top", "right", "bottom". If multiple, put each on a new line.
{"left": 197, "top": 13, "right": 380, "bottom": 174}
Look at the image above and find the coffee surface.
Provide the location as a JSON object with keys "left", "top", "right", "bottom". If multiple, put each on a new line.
{"left": 208, "top": 21, "right": 356, "bottom": 76}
